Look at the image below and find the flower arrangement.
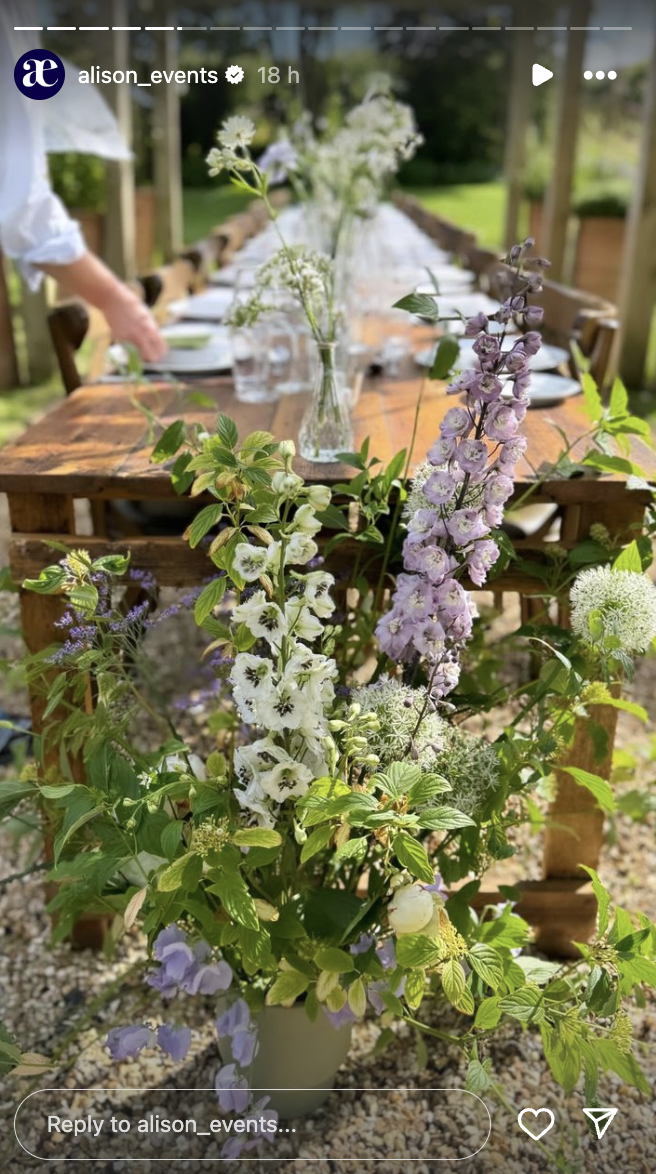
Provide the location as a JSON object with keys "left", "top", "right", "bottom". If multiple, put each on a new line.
{"left": 6, "top": 236, "right": 656, "bottom": 1162}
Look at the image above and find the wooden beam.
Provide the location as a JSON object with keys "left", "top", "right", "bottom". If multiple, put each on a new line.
{"left": 0, "top": 250, "right": 20, "bottom": 390}
{"left": 542, "top": 1, "right": 591, "bottom": 280}
{"left": 618, "top": 46, "right": 656, "bottom": 389}
{"left": 503, "top": 21, "right": 535, "bottom": 250}
{"left": 153, "top": 26, "right": 184, "bottom": 261}
{"left": 103, "top": 0, "right": 136, "bottom": 280}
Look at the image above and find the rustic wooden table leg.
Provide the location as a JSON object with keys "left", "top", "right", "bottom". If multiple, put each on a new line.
{"left": 7, "top": 492, "right": 106, "bottom": 948}
{"left": 534, "top": 493, "right": 649, "bottom": 955}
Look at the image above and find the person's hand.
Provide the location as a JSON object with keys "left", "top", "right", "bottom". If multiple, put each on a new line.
{"left": 102, "top": 287, "right": 167, "bottom": 362}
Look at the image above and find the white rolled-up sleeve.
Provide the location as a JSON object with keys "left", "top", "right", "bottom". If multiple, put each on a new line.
{"left": 0, "top": 5, "right": 87, "bottom": 288}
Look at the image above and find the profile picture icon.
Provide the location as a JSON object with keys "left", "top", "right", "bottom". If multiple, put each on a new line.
{"left": 14, "top": 48, "right": 66, "bottom": 100}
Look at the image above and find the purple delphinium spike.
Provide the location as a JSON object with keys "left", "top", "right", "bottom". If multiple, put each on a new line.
{"left": 377, "top": 241, "right": 544, "bottom": 704}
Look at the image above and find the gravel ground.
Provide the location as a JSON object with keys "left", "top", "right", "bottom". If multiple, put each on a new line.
{"left": 1, "top": 500, "right": 656, "bottom": 1173}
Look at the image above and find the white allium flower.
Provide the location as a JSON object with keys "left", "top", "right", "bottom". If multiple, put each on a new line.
{"left": 351, "top": 676, "right": 447, "bottom": 772}
{"left": 259, "top": 759, "right": 313, "bottom": 801}
{"left": 433, "top": 728, "right": 500, "bottom": 817}
{"left": 233, "top": 543, "right": 269, "bottom": 582}
{"left": 218, "top": 114, "right": 256, "bottom": 149}
{"left": 232, "top": 590, "right": 287, "bottom": 645}
{"left": 388, "top": 884, "right": 434, "bottom": 934}
{"left": 570, "top": 566, "right": 656, "bottom": 654}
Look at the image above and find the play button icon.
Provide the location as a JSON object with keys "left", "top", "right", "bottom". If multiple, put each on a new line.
{"left": 533, "top": 63, "right": 554, "bottom": 87}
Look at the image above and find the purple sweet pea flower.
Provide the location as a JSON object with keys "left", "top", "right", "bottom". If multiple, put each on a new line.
{"left": 368, "top": 975, "right": 406, "bottom": 1015}
{"left": 421, "top": 873, "right": 448, "bottom": 898}
{"left": 323, "top": 1003, "right": 358, "bottom": 1029}
{"left": 216, "top": 998, "right": 251, "bottom": 1038}
{"left": 106, "top": 1024, "right": 156, "bottom": 1061}
{"left": 350, "top": 933, "right": 375, "bottom": 955}
{"left": 215, "top": 1063, "right": 250, "bottom": 1113}
{"left": 182, "top": 959, "right": 233, "bottom": 995}
{"left": 376, "top": 939, "right": 397, "bottom": 969}
{"left": 231, "top": 1027, "right": 259, "bottom": 1067}
{"left": 157, "top": 1023, "right": 192, "bottom": 1061}
{"left": 153, "top": 924, "right": 187, "bottom": 960}
{"left": 144, "top": 967, "right": 180, "bottom": 999}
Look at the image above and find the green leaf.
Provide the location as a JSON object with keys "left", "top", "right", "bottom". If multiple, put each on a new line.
{"left": 613, "top": 540, "right": 643, "bottom": 573}
{"left": 466, "top": 1057, "right": 493, "bottom": 1094}
{"left": 211, "top": 873, "right": 259, "bottom": 930}
{"left": 468, "top": 944, "right": 504, "bottom": 991}
{"left": 194, "top": 576, "right": 227, "bottom": 625}
{"left": 171, "top": 452, "right": 195, "bottom": 496}
{"left": 23, "top": 566, "right": 67, "bottom": 595}
{"left": 582, "top": 372, "right": 603, "bottom": 422}
{"left": 185, "top": 503, "right": 224, "bottom": 549}
{"left": 335, "top": 836, "right": 368, "bottom": 863}
{"left": 393, "top": 832, "right": 435, "bottom": 884}
{"left": 392, "top": 292, "right": 441, "bottom": 321}
{"left": 152, "top": 419, "right": 186, "bottom": 463}
{"left": 314, "top": 947, "right": 355, "bottom": 974}
{"left": 474, "top": 996, "right": 501, "bottom": 1030}
{"left": 583, "top": 451, "right": 644, "bottom": 478}
{"left": 0, "top": 779, "right": 37, "bottom": 821}
{"left": 596, "top": 1039, "right": 650, "bottom": 1094}
{"left": 160, "top": 821, "right": 183, "bottom": 861}
{"left": 348, "top": 977, "right": 367, "bottom": 1018}
{"left": 430, "top": 335, "right": 460, "bottom": 380}
{"left": 579, "top": 866, "right": 611, "bottom": 935}
{"left": 157, "top": 853, "right": 201, "bottom": 892}
{"left": 404, "top": 968, "right": 426, "bottom": 1011}
{"left": 299, "top": 825, "right": 333, "bottom": 863}
{"left": 216, "top": 413, "right": 239, "bottom": 450}
{"left": 68, "top": 581, "right": 98, "bottom": 615}
{"left": 233, "top": 828, "right": 283, "bottom": 848}
{"left": 498, "top": 984, "right": 545, "bottom": 1022}
{"left": 54, "top": 802, "right": 104, "bottom": 863}
{"left": 265, "top": 969, "right": 310, "bottom": 1007}
{"left": 395, "top": 934, "right": 445, "bottom": 969}
{"left": 561, "top": 766, "right": 615, "bottom": 814}
{"left": 441, "top": 959, "right": 474, "bottom": 1014}
{"left": 418, "top": 806, "right": 475, "bottom": 831}
{"left": 608, "top": 378, "right": 629, "bottom": 416}
{"left": 407, "top": 774, "right": 451, "bottom": 804}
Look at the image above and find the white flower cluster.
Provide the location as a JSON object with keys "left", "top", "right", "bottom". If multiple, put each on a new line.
{"left": 351, "top": 676, "right": 446, "bottom": 772}
{"left": 206, "top": 116, "right": 257, "bottom": 176}
{"left": 433, "top": 727, "right": 500, "bottom": 817}
{"left": 230, "top": 476, "right": 338, "bottom": 823}
{"left": 258, "top": 247, "right": 334, "bottom": 308}
{"left": 570, "top": 566, "right": 656, "bottom": 655}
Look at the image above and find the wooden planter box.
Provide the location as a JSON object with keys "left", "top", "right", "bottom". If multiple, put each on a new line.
{"left": 573, "top": 216, "right": 626, "bottom": 303}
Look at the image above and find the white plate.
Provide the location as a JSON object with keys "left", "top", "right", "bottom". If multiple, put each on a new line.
{"left": 451, "top": 339, "right": 570, "bottom": 372}
{"left": 144, "top": 327, "right": 232, "bottom": 375}
{"left": 160, "top": 322, "right": 214, "bottom": 350}
{"left": 525, "top": 372, "right": 582, "bottom": 406}
{"left": 169, "top": 288, "right": 235, "bottom": 321}
{"left": 416, "top": 268, "right": 475, "bottom": 293}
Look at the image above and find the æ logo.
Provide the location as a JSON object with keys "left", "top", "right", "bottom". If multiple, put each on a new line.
{"left": 14, "top": 48, "right": 65, "bottom": 99}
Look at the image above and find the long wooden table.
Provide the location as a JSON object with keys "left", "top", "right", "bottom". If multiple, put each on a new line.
{"left": 2, "top": 363, "right": 655, "bottom": 955}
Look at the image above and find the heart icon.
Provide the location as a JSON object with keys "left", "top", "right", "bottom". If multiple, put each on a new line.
{"left": 517, "top": 1107, "right": 555, "bottom": 1141}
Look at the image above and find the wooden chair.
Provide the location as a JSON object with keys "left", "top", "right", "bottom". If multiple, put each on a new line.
{"left": 138, "top": 257, "right": 197, "bottom": 322}
{"left": 49, "top": 301, "right": 113, "bottom": 394}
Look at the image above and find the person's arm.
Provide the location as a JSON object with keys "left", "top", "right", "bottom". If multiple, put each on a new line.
{"left": 41, "top": 252, "right": 166, "bottom": 362}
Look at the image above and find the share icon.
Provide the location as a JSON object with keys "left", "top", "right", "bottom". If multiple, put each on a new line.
{"left": 582, "top": 1108, "right": 618, "bottom": 1139}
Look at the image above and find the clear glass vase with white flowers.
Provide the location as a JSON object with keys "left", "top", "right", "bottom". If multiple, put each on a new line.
{"left": 208, "top": 116, "right": 353, "bottom": 461}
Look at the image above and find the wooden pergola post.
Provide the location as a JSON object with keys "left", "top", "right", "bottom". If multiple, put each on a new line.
{"left": 618, "top": 45, "right": 656, "bottom": 389}
{"left": 103, "top": 0, "right": 136, "bottom": 281}
{"left": 153, "top": 26, "right": 184, "bottom": 260}
{"left": 542, "top": 0, "right": 591, "bottom": 281}
{"left": 503, "top": 22, "right": 535, "bottom": 250}
{"left": 20, "top": 279, "right": 55, "bottom": 384}
{"left": 0, "top": 250, "right": 20, "bottom": 390}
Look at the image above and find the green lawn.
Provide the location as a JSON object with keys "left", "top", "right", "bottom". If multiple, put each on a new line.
{"left": 183, "top": 186, "right": 253, "bottom": 244}
{"left": 405, "top": 182, "right": 510, "bottom": 249}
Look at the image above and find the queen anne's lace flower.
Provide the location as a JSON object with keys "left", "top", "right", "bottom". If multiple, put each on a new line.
{"left": 570, "top": 567, "right": 656, "bottom": 654}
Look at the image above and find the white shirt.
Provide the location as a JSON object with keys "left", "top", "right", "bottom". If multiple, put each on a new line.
{"left": 0, "top": 6, "right": 86, "bottom": 288}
